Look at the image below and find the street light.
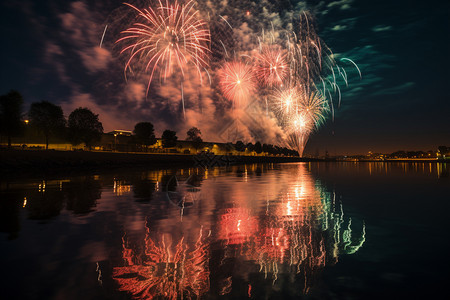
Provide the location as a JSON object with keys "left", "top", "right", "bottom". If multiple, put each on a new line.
{"left": 24, "top": 120, "right": 29, "bottom": 147}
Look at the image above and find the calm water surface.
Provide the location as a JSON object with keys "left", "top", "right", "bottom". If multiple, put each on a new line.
{"left": 1, "top": 162, "right": 449, "bottom": 299}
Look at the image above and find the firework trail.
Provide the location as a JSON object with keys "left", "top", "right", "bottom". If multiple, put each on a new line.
{"left": 271, "top": 87, "right": 300, "bottom": 117}
{"left": 298, "top": 91, "right": 329, "bottom": 129}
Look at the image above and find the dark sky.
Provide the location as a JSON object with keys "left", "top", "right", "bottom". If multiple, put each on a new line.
{"left": 303, "top": 0, "right": 450, "bottom": 154}
{"left": 1, "top": 0, "right": 449, "bottom": 154}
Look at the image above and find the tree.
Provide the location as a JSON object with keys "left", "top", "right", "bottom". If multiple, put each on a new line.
{"left": 133, "top": 122, "right": 156, "bottom": 149}
{"left": 28, "top": 101, "right": 66, "bottom": 150}
{"left": 438, "top": 146, "right": 449, "bottom": 158}
{"left": 68, "top": 108, "right": 103, "bottom": 149}
{"left": 264, "top": 144, "right": 275, "bottom": 155}
{"left": 161, "top": 130, "right": 177, "bottom": 148}
{"left": 235, "top": 141, "right": 245, "bottom": 152}
{"left": 186, "top": 127, "right": 202, "bottom": 151}
{"left": 254, "top": 141, "right": 262, "bottom": 154}
{"left": 186, "top": 127, "right": 202, "bottom": 141}
{"left": 0, "top": 90, "right": 24, "bottom": 148}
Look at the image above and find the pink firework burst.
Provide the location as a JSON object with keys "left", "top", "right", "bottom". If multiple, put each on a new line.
{"left": 254, "top": 46, "right": 288, "bottom": 87}
{"left": 218, "top": 60, "right": 256, "bottom": 106}
{"left": 117, "top": 0, "right": 211, "bottom": 94}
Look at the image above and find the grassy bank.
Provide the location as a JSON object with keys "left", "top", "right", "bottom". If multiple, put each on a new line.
{"left": 0, "top": 149, "right": 307, "bottom": 176}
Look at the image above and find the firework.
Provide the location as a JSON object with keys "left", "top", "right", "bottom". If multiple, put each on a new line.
{"left": 218, "top": 60, "right": 256, "bottom": 106}
{"left": 254, "top": 46, "right": 288, "bottom": 87}
{"left": 271, "top": 86, "right": 302, "bottom": 117}
{"left": 113, "top": 0, "right": 361, "bottom": 156}
{"left": 298, "top": 91, "right": 329, "bottom": 128}
{"left": 290, "top": 113, "right": 313, "bottom": 134}
{"left": 284, "top": 112, "right": 313, "bottom": 156}
{"left": 117, "top": 0, "right": 211, "bottom": 93}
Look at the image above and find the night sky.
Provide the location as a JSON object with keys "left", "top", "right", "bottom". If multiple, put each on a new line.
{"left": 1, "top": 0, "right": 449, "bottom": 155}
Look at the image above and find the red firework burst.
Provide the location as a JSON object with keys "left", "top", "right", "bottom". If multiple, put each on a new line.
{"left": 218, "top": 60, "right": 256, "bottom": 106}
{"left": 254, "top": 46, "right": 288, "bottom": 87}
{"left": 117, "top": 0, "right": 211, "bottom": 93}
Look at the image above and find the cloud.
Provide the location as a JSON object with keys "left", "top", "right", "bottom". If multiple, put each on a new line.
{"left": 61, "top": 92, "right": 134, "bottom": 132}
{"left": 327, "top": 0, "right": 354, "bottom": 10}
{"left": 79, "top": 47, "right": 112, "bottom": 73}
{"left": 125, "top": 82, "right": 146, "bottom": 103}
{"left": 326, "top": 45, "right": 398, "bottom": 101}
{"left": 372, "top": 25, "right": 392, "bottom": 32}
{"left": 331, "top": 24, "right": 348, "bottom": 31}
{"left": 59, "top": 1, "right": 112, "bottom": 73}
{"left": 324, "top": 17, "right": 358, "bottom": 33}
{"left": 44, "top": 42, "right": 71, "bottom": 84}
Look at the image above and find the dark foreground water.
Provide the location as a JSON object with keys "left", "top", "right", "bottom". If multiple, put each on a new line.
{"left": 1, "top": 162, "right": 449, "bottom": 299}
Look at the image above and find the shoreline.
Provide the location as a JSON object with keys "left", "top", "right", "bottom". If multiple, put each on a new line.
{"left": 1, "top": 149, "right": 447, "bottom": 178}
{"left": 0, "top": 149, "right": 310, "bottom": 177}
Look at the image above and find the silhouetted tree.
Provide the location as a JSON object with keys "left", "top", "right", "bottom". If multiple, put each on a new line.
{"left": 266, "top": 144, "right": 275, "bottom": 155}
{"left": 274, "top": 145, "right": 281, "bottom": 155}
{"left": 186, "top": 127, "right": 201, "bottom": 141}
{"left": 161, "top": 130, "right": 177, "bottom": 148}
{"left": 28, "top": 101, "right": 66, "bottom": 150}
{"left": 68, "top": 108, "right": 103, "bottom": 149}
{"left": 235, "top": 141, "right": 245, "bottom": 152}
{"left": 438, "top": 146, "right": 449, "bottom": 157}
{"left": 0, "top": 90, "right": 23, "bottom": 148}
{"left": 254, "top": 141, "right": 262, "bottom": 154}
{"left": 246, "top": 142, "right": 254, "bottom": 152}
{"left": 390, "top": 150, "right": 407, "bottom": 158}
{"left": 133, "top": 122, "right": 156, "bottom": 149}
{"left": 281, "top": 147, "right": 290, "bottom": 156}
{"left": 186, "top": 127, "right": 202, "bottom": 151}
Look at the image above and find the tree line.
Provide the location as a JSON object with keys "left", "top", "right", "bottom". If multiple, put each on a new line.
{"left": 0, "top": 90, "right": 298, "bottom": 156}
{"left": 0, "top": 90, "right": 103, "bottom": 149}
{"left": 134, "top": 123, "right": 299, "bottom": 156}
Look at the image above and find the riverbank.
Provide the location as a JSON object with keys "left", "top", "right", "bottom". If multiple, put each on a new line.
{"left": 2, "top": 149, "right": 446, "bottom": 178}
{"left": 0, "top": 149, "right": 309, "bottom": 177}
{"left": 336, "top": 158, "right": 445, "bottom": 163}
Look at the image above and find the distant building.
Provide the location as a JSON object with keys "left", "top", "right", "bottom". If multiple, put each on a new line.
{"left": 437, "top": 146, "right": 450, "bottom": 160}
{"left": 108, "top": 130, "right": 133, "bottom": 136}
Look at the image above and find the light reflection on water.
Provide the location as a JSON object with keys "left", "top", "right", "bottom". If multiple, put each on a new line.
{"left": 111, "top": 164, "right": 365, "bottom": 299}
{"left": 0, "top": 162, "right": 448, "bottom": 299}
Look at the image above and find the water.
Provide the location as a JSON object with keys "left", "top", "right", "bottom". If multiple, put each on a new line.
{"left": 1, "top": 162, "right": 449, "bottom": 299}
